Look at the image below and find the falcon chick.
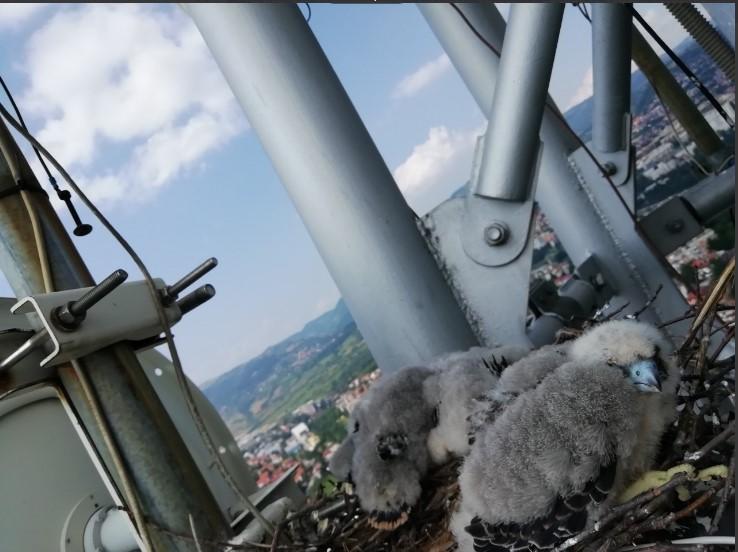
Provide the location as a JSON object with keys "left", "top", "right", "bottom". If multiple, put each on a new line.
{"left": 458, "top": 320, "right": 678, "bottom": 551}
{"left": 423, "top": 346, "right": 530, "bottom": 463}
{"left": 467, "top": 343, "right": 571, "bottom": 442}
{"left": 342, "top": 365, "right": 437, "bottom": 528}
{"left": 328, "top": 402, "right": 365, "bottom": 484}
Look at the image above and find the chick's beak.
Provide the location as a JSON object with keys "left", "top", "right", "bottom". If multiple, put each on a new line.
{"left": 629, "top": 359, "right": 662, "bottom": 393}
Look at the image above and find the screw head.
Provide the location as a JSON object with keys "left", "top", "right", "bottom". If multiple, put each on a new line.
{"left": 602, "top": 162, "right": 617, "bottom": 176}
{"left": 484, "top": 222, "right": 509, "bottom": 246}
{"left": 666, "top": 219, "right": 685, "bottom": 233}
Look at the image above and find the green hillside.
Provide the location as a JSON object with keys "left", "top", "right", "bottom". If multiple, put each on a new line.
{"left": 203, "top": 300, "right": 376, "bottom": 432}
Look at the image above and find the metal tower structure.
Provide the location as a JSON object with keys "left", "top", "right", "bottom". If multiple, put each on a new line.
{"left": 0, "top": 3, "right": 733, "bottom": 551}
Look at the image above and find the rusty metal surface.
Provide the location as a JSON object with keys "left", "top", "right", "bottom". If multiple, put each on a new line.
{"left": 0, "top": 117, "right": 230, "bottom": 550}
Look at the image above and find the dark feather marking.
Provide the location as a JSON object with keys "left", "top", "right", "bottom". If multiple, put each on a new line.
{"left": 467, "top": 457, "right": 618, "bottom": 551}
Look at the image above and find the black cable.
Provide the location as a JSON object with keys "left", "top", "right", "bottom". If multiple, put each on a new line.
{"left": 629, "top": 5, "right": 734, "bottom": 129}
{"left": 302, "top": 2, "right": 311, "bottom": 23}
{"left": 0, "top": 74, "right": 92, "bottom": 235}
{"left": 0, "top": 75, "right": 54, "bottom": 182}
{"left": 574, "top": 3, "right": 591, "bottom": 23}
{"left": 449, "top": 3, "right": 501, "bottom": 57}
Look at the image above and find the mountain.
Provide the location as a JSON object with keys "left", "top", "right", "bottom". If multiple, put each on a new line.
{"left": 563, "top": 38, "right": 716, "bottom": 136}
{"left": 203, "top": 300, "right": 375, "bottom": 433}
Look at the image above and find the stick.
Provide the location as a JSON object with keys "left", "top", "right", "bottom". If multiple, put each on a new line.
{"left": 709, "top": 452, "right": 735, "bottom": 535}
{"left": 683, "top": 422, "right": 735, "bottom": 462}
{"left": 557, "top": 473, "right": 692, "bottom": 550}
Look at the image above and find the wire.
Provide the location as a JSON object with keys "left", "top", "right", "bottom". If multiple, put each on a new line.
{"left": 653, "top": 87, "right": 713, "bottom": 176}
{"left": 0, "top": 75, "right": 92, "bottom": 236}
{"left": 629, "top": 5, "right": 734, "bottom": 129}
{"left": 0, "top": 89, "right": 55, "bottom": 292}
{"left": 0, "top": 100, "right": 275, "bottom": 538}
{"left": 0, "top": 75, "right": 55, "bottom": 182}
{"left": 72, "top": 358, "right": 158, "bottom": 552}
{"left": 449, "top": 3, "right": 501, "bottom": 57}
{"left": 20, "top": 189, "right": 54, "bottom": 292}
{"left": 574, "top": 3, "right": 591, "bottom": 23}
{"left": 302, "top": 2, "right": 311, "bottom": 23}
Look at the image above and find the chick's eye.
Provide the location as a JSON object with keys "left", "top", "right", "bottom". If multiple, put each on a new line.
{"left": 431, "top": 406, "right": 439, "bottom": 427}
{"left": 353, "top": 421, "right": 360, "bottom": 433}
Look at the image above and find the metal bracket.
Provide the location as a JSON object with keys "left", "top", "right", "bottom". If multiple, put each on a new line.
{"left": 574, "top": 255, "right": 616, "bottom": 306}
{"left": 591, "top": 113, "right": 633, "bottom": 186}
{"left": 10, "top": 279, "right": 181, "bottom": 367}
{"left": 639, "top": 196, "right": 703, "bottom": 256}
{"left": 568, "top": 145, "right": 689, "bottom": 328}
{"left": 461, "top": 135, "right": 540, "bottom": 267}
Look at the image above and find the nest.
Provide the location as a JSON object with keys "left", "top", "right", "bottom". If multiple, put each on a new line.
{"left": 254, "top": 260, "right": 735, "bottom": 552}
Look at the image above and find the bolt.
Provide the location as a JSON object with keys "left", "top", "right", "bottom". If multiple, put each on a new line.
{"left": 666, "top": 219, "right": 685, "bottom": 234}
{"left": 602, "top": 162, "right": 617, "bottom": 176}
{"left": 484, "top": 222, "right": 509, "bottom": 246}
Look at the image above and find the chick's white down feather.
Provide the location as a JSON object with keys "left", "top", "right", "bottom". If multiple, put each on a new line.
{"left": 423, "top": 345, "right": 530, "bottom": 463}
{"left": 456, "top": 321, "right": 678, "bottom": 551}
{"left": 466, "top": 343, "right": 571, "bottom": 442}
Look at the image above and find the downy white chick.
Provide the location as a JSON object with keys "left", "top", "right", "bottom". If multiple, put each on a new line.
{"left": 423, "top": 346, "right": 530, "bottom": 463}
{"left": 458, "top": 320, "right": 678, "bottom": 552}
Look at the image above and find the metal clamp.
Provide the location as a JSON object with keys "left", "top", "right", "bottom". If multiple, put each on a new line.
{"left": 461, "top": 135, "right": 541, "bottom": 268}
{"left": 0, "top": 259, "right": 218, "bottom": 370}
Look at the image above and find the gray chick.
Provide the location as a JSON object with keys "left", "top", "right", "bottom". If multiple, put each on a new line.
{"left": 328, "top": 401, "right": 366, "bottom": 484}
{"left": 346, "top": 366, "right": 437, "bottom": 528}
{"left": 467, "top": 342, "right": 571, "bottom": 443}
{"left": 423, "top": 345, "right": 530, "bottom": 464}
{"left": 457, "top": 320, "right": 678, "bottom": 551}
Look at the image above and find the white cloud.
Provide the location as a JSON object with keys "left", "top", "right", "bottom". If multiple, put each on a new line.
{"left": 392, "top": 53, "right": 451, "bottom": 99}
{"left": 18, "top": 4, "right": 245, "bottom": 208}
{"left": 0, "top": 3, "right": 47, "bottom": 28}
{"left": 564, "top": 66, "right": 593, "bottom": 111}
{"left": 392, "top": 125, "right": 482, "bottom": 213}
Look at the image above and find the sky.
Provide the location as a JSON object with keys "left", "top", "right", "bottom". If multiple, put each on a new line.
{"left": 0, "top": 3, "right": 702, "bottom": 384}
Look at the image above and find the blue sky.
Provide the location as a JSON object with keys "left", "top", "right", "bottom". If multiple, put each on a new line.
{"left": 0, "top": 3, "right": 696, "bottom": 383}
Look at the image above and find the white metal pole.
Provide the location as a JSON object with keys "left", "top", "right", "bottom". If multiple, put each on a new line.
{"left": 592, "top": 3, "right": 632, "bottom": 153}
{"left": 185, "top": 3, "right": 478, "bottom": 372}
{"left": 476, "top": 3, "right": 564, "bottom": 200}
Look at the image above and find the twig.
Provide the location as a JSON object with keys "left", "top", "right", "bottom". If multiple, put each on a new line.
{"left": 150, "top": 520, "right": 298, "bottom": 550}
{"left": 681, "top": 258, "right": 735, "bottom": 353}
{"left": 708, "top": 326, "right": 735, "bottom": 365}
{"left": 709, "top": 451, "right": 735, "bottom": 535}
{"left": 600, "top": 301, "right": 631, "bottom": 322}
{"left": 557, "top": 473, "right": 692, "bottom": 550}
{"left": 270, "top": 520, "right": 284, "bottom": 552}
{"left": 607, "top": 480, "right": 726, "bottom": 550}
{"left": 627, "top": 285, "right": 664, "bottom": 320}
{"left": 683, "top": 421, "right": 735, "bottom": 462}
{"left": 189, "top": 513, "right": 204, "bottom": 552}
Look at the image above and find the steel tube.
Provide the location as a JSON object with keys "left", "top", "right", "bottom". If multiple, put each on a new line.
{"left": 665, "top": 3, "right": 734, "bottom": 80}
{"left": 476, "top": 3, "right": 564, "bottom": 201}
{"left": 683, "top": 165, "right": 735, "bottom": 224}
{"left": 185, "top": 3, "right": 477, "bottom": 372}
{"left": 419, "top": 3, "right": 689, "bottom": 329}
{"left": 630, "top": 27, "right": 727, "bottom": 168}
{"left": 592, "top": 3, "right": 632, "bottom": 153}
{"left": 0, "top": 118, "right": 229, "bottom": 551}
